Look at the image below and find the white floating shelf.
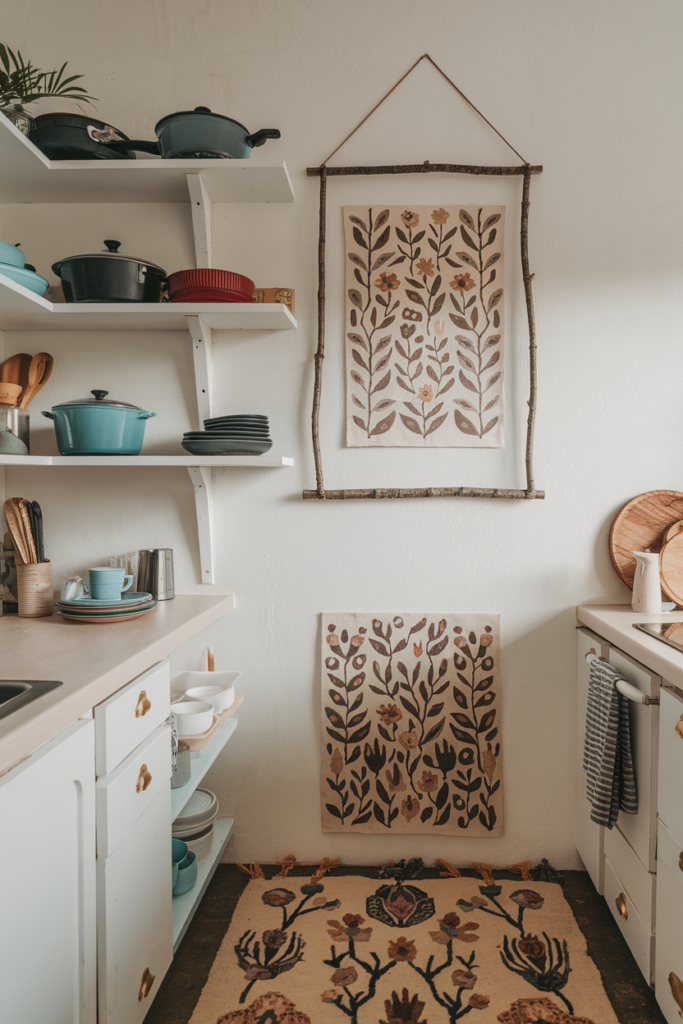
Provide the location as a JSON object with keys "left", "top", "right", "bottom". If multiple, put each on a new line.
{"left": 0, "top": 454, "right": 294, "bottom": 467}
{"left": 172, "top": 816, "right": 235, "bottom": 951}
{"left": 0, "top": 272, "right": 296, "bottom": 331}
{"left": 0, "top": 114, "right": 294, "bottom": 203}
{"left": 171, "top": 717, "right": 238, "bottom": 820}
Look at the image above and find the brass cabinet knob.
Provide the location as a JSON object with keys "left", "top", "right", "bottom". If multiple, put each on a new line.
{"left": 679, "top": 852, "right": 683, "bottom": 872}
{"left": 136, "top": 764, "right": 152, "bottom": 793}
{"left": 135, "top": 690, "right": 151, "bottom": 718}
{"left": 669, "top": 972, "right": 683, "bottom": 1013}
{"left": 615, "top": 892, "right": 628, "bottom": 919}
{"left": 138, "top": 967, "right": 155, "bottom": 1001}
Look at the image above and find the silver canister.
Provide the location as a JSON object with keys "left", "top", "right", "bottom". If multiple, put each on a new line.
{"left": 137, "top": 548, "right": 175, "bottom": 600}
{"left": 0, "top": 403, "right": 30, "bottom": 451}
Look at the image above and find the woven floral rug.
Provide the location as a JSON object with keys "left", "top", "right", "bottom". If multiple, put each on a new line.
{"left": 189, "top": 860, "right": 618, "bottom": 1024}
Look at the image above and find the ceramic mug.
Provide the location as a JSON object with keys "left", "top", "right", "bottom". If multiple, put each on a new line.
{"left": 88, "top": 566, "right": 134, "bottom": 600}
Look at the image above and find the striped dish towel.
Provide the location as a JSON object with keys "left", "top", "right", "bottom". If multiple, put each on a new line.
{"left": 583, "top": 658, "right": 638, "bottom": 828}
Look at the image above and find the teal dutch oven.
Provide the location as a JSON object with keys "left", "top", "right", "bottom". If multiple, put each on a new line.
{"left": 42, "top": 389, "right": 155, "bottom": 455}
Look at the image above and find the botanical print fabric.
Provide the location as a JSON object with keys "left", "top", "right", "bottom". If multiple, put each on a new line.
{"left": 344, "top": 205, "right": 505, "bottom": 447}
{"left": 320, "top": 613, "right": 503, "bottom": 836}
{"left": 188, "top": 873, "right": 618, "bottom": 1024}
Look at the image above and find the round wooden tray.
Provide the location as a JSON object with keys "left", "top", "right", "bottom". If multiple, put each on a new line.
{"left": 609, "top": 490, "right": 683, "bottom": 588}
{"left": 660, "top": 533, "right": 683, "bottom": 607}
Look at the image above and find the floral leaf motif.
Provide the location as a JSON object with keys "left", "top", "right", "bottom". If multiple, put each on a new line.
{"left": 454, "top": 399, "right": 476, "bottom": 411}
{"left": 487, "top": 289, "right": 503, "bottom": 311}
{"left": 459, "top": 226, "right": 477, "bottom": 250}
{"left": 482, "top": 417, "right": 499, "bottom": 436}
{"left": 450, "top": 314, "right": 470, "bottom": 330}
{"left": 349, "top": 215, "right": 368, "bottom": 230}
{"left": 458, "top": 370, "right": 478, "bottom": 394}
{"left": 353, "top": 415, "right": 366, "bottom": 431}
{"left": 403, "top": 402, "right": 421, "bottom": 416}
{"left": 347, "top": 332, "right": 366, "bottom": 349}
{"left": 484, "top": 252, "right": 501, "bottom": 270}
{"left": 483, "top": 213, "right": 501, "bottom": 231}
{"left": 455, "top": 251, "right": 478, "bottom": 269}
{"left": 350, "top": 370, "right": 366, "bottom": 388}
{"left": 352, "top": 349, "right": 369, "bottom": 371}
{"left": 484, "top": 334, "right": 501, "bottom": 350}
{"left": 460, "top": 210, "right": 475, "bottom": 228}
{"left": 375, "top": 208, "right": 391, "bottom": 230}
{"left": 400, "top": 414, "right": 423, "bottom": 435}
{"left": 484, "top": 371, "right": 502, "bottom": 392}
{"left": 348, "top": 289, "right": 363, "bottom": 308}
{"left": 369, "top": 411, "right": 396, "bottom": 436}
{"left": 406, "top": 289, "right": 426, "bottom": 308}
{"left": 366, "top": 883, "right": 436, "bottom": 928}
{"left": 454, "top": 409, "right": 479, "bottom": 435}
{"left": 372, "top": 251, "right": 395, "bottom": 271}
{"left": 484, "top": 395, "right": 500, "bottom": 412}
{"left": 482, "top": 351, "right": 500, "bottom": 371}
{"left": 352, "top": 226, "right": 368, "bottom": 249}
{"left": 457, "top": 351, "right": 476, "bottom": 373}
{"left": 374, "top": 226, "right": 391, "bottom": 250}
{"left": 373, "top": 399, "right": 395, "bottom": 412}
{"left": 376, "top": 334, "right": 392, "bottom": 352}
{"left": 348, "top": 252, "right": 368, "bottom": 270}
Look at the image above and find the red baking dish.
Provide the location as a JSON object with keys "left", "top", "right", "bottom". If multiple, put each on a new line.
{"left": 167, "top": 269, "right": 255, "bottom": 303}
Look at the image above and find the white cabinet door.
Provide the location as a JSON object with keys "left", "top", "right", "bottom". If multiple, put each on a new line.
{"left": 659, "top": 686, "right": 683, "bottom": 845}
{"left": 0, "top": 719, "right": 96, "bottom": 1024}
{"left": 97, "top": 781, "right": 172, "bottom": 1024}
{"left": 655, "top": 821, "right": 683, "bottom": 1023}
{"left": 576, "top": 627, "right": 608, "bottom": 893}
{"left": 606, "top": 647, "right": 659, "bottom": 872}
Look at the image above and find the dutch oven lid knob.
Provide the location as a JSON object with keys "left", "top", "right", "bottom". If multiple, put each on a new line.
{"left": 103, "top": 240, "right": 120, "bottom": 253}
{"left": 194, "top": 106, "right": 211, "bottom": 113}
{"left": 91, "top": 390, "right": 109, "bottom": 401}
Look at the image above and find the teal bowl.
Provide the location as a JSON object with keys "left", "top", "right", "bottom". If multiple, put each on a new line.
{"left": 172, "top": 838, "right": 188, "bottom": 890}
{"left": 173, "top": 848, "right": 197, "bottom": 896}
{"left": 0, "top": 262, "right": 48, "bottom": 296}
{"left": 0, "top": 241, "right": 24, "bottom": 268}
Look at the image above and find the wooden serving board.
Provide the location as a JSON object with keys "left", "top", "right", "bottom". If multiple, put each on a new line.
{"left": 660, "top": 534, "right": 683, "bottom": 607}
{"left": 179, "top": 693, "right": 243, "bottom": 751}
{"left": 610, "top": 490, "right": 683, "bottom": 588}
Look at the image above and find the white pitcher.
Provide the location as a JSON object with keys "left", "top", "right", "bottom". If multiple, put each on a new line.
{"left": 632, "top": 551, "right": 662, "bottom": 614}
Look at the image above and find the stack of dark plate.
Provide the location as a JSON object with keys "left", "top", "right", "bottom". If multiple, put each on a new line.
{"left": 182, "top": 414, "right": 272, "bottom": 455}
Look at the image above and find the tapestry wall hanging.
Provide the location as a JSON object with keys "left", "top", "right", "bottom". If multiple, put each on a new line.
{"left": 321, "top": 613, "right": 503, "bottom": 836}
{"left": 189, "top": 869, "right": 618, "bottom": 1024}
{"left": 344, "top": 205, "right": 505, "bottom": 448}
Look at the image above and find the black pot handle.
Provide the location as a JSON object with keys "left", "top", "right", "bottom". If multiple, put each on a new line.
{"left": 245, "top": 128, "right": 281, "bottom": 149}
{"left": 102, "top": 139, "right": 161, "bottom": 156}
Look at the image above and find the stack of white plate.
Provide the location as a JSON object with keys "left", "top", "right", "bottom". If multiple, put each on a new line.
{"left": 172, "top": 788, "right": 219, "bottom": 860}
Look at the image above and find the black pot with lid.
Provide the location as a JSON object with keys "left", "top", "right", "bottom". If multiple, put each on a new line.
{"left": 28, "top": 113, "right": 137, "bottom": 161}
{"left": 52, "top": 240, "right": 167, "bottom": 303}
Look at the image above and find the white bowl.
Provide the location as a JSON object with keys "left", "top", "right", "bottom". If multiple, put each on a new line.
{"left": 185, "top": 683, "right": 235, "bottom": 713}
{"left": 171, "top": 700, "right": 214, "bottom": 736}
{"left": 175, "top": 670, "right": 241, "bottom": 713}
{"left": 184, "top": 823, "right": 214, "bottom": 861}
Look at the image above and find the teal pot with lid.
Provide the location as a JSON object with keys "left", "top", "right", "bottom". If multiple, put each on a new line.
{"left": 42, "top": 389, "right": 155, "bottom": 455}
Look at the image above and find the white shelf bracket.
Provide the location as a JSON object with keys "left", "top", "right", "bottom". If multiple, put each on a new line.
{"left": 188, "top": 466, "right": 214, "bottom": 584}
{"left": 186, "top": 173, "right": 212, "bottom": 268}
{"left": 186, "top": 315, "right": 213, "bottom": 426}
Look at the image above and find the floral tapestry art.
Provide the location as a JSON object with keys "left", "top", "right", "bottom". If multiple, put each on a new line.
{"left": 188, "top": 871, "right": 619, "bottom": 1024}
{"left": 320, "top": 613, "right": 503, "bottom": 836}
{"left": 344, "top": 205, "right": 505, "bottom": 447}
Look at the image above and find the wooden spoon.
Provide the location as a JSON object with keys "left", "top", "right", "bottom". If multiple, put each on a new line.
{"left": 3, "top": 498, "right": 29, "bottom": 564}
{"left": 19, "top": 352, "right": 54, "bottom": 409}
{"left": 0, "top": 353, "right": 32, "bottom": 396}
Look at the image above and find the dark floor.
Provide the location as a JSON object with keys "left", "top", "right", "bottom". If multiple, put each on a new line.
{"left": 146, "top": 866, "right": 666, "bottom": 1024}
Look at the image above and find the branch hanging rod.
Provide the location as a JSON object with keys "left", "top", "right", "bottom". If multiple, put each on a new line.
{"left": 307, "top": 162, "right": 542, "bottom": 178}
{"left": 303, "top": 487, "right": 545, "bottom": 501}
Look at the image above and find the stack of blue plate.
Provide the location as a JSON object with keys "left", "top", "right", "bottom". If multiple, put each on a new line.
{"left": 0, "top": 240, "right": 49, "bottom": 296}
{"left": 182, "top": 414, "right": 272, "bottom": 455}
{"left": 55, "top": 591, "right": 156, "bottom": 623}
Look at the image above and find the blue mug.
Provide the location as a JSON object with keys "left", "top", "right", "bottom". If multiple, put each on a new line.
{"left": 87, "top": 566, "right": 134, "bottom": 600}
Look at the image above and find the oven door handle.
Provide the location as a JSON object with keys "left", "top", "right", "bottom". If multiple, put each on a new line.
{"left": 584, "top": 651, "right": 659, "bottom": 705}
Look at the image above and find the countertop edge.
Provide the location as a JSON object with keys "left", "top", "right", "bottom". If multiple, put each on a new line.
{"left": 576, "top": 603, "right": 683, "bottom": 689}
{"left": 0, "top": 593, "right": 235, "bottom": 776}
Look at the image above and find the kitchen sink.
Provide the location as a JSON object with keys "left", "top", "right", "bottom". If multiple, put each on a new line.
{"left": 0, "top": 680, "right": 62, "bottom": 721}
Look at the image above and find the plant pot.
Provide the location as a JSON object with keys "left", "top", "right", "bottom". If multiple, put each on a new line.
{"left": 28, "top": 113, "right": 136, "bottom": 160}
{"left": 42, "top": 389, "right": 155, "bottom": 455}
{"left": 52, "top": 240, "right": 167, "bottom": 303}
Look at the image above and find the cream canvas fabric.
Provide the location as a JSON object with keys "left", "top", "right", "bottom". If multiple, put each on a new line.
{"left": 344, "top": 205, "right": 505, "bottom": 448}
{"left": 189, "top": 874, "right": 617, "bottom": 1024}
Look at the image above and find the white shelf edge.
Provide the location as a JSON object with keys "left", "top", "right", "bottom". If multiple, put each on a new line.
{"left": 172, "top": 816, "right": 235, "bottom": 951}
{"left": 171, "top": 717, "right": 238, "bottom": 820}
{"left": 0, "top": 454, "right": 294, "bottom": 467}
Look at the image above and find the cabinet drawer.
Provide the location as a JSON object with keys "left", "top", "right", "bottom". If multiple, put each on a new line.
{"left": 603, "top": 856, "right": 654, "bottom": 984}
{"left": 655, "top": 854, "right": 683, "bottom": 1024}
{"left": 604, "top": 825, "right": 655, "bottom": 928}
{"left": 96, "top": 725, "right": 171, "bottom": 860}
{"left": 95, "top": 661, "right": 170, "bottom": 777}
{"left": 659, "top": 820, "right": 683, "bottom": 895}
{"left": 97, "top": 784, "right": 172, "bottom": 1024}
{"left": 659, "top": 687, "right": 683, "bottom": 847}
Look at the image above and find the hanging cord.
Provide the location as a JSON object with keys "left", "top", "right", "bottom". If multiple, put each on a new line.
{"left": 321, "top": 53, "right": 529, "bottom": 167}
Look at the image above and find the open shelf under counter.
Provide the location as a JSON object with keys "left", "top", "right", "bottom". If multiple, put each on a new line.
{"left": 173, "top": 816, "right": 235, "bottom": 951}
{"left": 0, "top": 454, "right": 294, "bottom": 467}
{"left": 172, "top": 717, "right": 238, "bottom": 820}
{"left": 0, "top": 115, "right": 294, "bottom": 204}
{"left": 0, "top": 272, "right": 296, "bottom": 331}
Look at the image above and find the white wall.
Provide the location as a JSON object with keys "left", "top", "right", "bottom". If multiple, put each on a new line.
{"left": 3, "top": 0, "right": 681, "bottom": 867}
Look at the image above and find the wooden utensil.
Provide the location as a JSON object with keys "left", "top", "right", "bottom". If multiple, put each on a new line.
{"left": 207, "top": 646, "right": 215, "bottom": 672}
{"left": 19, "top": 352, "right": 54, "bottom": 409}
{"left": 0, "top": 353, "right": 32, "bottom": 397}
{"left": 660, "top": 533, "right": 683, "bottom": 607}
{"left": 610, "top": 490, "right": 683, "bottom": 588}
{"left": 3, "top": 498, "right": 29, "bottom": 564}
{"left": 663, "top": 520, "right": 683, "bottom": 545}
{"left": 0, "top": 382, "right": 22, "bottom": 405}
{"left": 17, "top": 499, "right": 37, "bottom": 563}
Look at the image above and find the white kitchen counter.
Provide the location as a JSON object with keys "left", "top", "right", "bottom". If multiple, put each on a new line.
{"left": 576, "top": 603, "right": 683, "bottom": 690}
{"left": 0, "top": 594, "right": 235, "bottom": 775}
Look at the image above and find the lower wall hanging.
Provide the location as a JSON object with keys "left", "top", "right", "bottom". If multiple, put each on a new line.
{"left": 321, "top": 612, "right": 503, "bottom": 836}
{"left": 303, "top": 54, "right": 544, "bottom": 502}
